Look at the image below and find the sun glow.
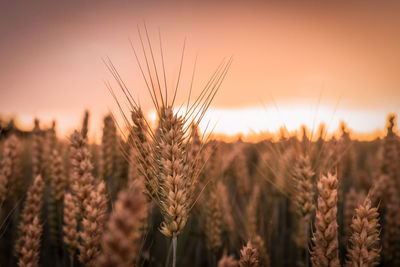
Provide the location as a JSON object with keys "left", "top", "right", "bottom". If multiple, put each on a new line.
{"left": 144, "top": 104, "right": 390, "bottom": 141}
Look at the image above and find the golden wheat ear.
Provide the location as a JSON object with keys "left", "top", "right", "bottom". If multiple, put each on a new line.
{"left": 17, "top": 216, "right": 42, "bottom": 267}
{"left": 204, "top": 185, "right": 223, "bottom": 253}
{"left": 99, "top": 114, "right": 117, "bottom": 181}
{"left": 218, "top": 252, "right": 239, "bottom": 267}
{"left": 105, "top": 26, "right": 231, "bottom": 267}
{"left": 69, "top": 130, "right": 95, "bottom": 216}
{"left": 346, "top": 195, "right": 381, "bottom": 266}
{"left": 291, "top": 155, "right": 315, "bottom": 221}
{"left": 15, "top": 175, "right": 45, "bottom": 258}
{"left": 239, "top": 241, "right": 259, "bottom": 267}
{"left": 49, "top": 149, "right": 67, "bottom": 202}
{"left": 310, "top": 173, "right": 340, "bottom": 267}
{"left": 63, "top": 193, "right": 79, "bottom": 264}
{"left": 0, "top": 134, "right": 19, "bottom": 205}
{"left": 32, "top": 118, "right": 44, "bottom": 178}
{"left": 97, "top": 180, "right": 147, "bottom": 267}
{"left": 78, "top": 181, "right": 108, "bottom": 267}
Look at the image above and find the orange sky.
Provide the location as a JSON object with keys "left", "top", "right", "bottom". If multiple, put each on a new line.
{"left": 1, "top": 0, "right": 399, "bottom": 139}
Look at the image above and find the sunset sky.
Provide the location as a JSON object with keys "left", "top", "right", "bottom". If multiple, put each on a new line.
{"left": 1, "top": 0, "right": 400, "bottom": 140}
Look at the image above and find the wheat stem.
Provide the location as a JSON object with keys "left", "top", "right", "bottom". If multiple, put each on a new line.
{"left": 172, "top": 234, "right": 177, "bottom": 267}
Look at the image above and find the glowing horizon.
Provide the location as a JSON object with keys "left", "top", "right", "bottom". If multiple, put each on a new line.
{"left": 5, "top": 104, "right": 396, "bottom": 142}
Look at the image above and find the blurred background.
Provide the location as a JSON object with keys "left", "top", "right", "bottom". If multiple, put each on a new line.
{"left": 1, "top": 0, "right": 400, "bottom": 140}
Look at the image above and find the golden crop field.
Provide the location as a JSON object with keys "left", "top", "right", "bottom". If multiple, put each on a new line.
{"left": 1, "top": 1, "right": 400, "bottom": 267}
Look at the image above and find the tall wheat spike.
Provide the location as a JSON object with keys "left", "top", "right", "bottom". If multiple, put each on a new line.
{"left": 50, "top": 149, "right": 67, "bottom": 202}
{"left": 205, "top": 187, "right": 223, "bottom": 253}
{"left": 69, "top": 130, "right": 95, "bottom": 215}
{"left": 247, "top": 186, "right": 260, "bottom": 239}
{"left": 78, "top": 182, "right": 108, "bottom": 267}
{"left": 292, "top": 155, "right": 315, "bottom": 221}
{"left": 100, "top": 114, "right": 116, "bottom": 180}
{"left": 81, "top": 110, "right": 90, "bottom": 139}
{"left": 32, "top": 119, "right": 44, "bottom": 177}
{"left": 63, "top": 193, "right": 79, "bottom": 264}
{"left": 105, "top": 27, "right": 231, "bottom": 267}
{"left": 310, "top": 173, "right": 340, "bottom": 267}
{"left": 157, "top": 107, "right": 191, "bottom": 238}
{"left": 343, "top": 188, "right": 360, "bottom": 243}
{"left": 218, "top": 253, "right": 238, "bottom": 267}
{"left": 382, "top": 177, "right": 400, "bottom": 264}
{"left": 42, "top": 120, "right": 57, "bottom": 181}
{"left": 97, "top": 180, "right": 147, "bottom": 267}
{"left": 346, "top": 196, "right": 381, "bottom": 266}
{"left": 129, "top": 107, "right": 157, "bottom": 200}
{"left": 239, "top": 241, "right": 259, "bottom": 267}
{"left": 0, "top": 134, "right": 19, "bottom": 204}
{"left": 17, "top": 216, "right": 42, "bottom": 267}
{"left": 15, "top": 175, "right": 45, "bottom": 257}
{"left": 216, "top": 181, "right": 235, "bottom": 232}
{"left": 251, "top": 235, "right": 271, "bottom": 267}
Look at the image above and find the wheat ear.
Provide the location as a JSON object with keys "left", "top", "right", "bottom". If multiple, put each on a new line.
{"left": 130, "top": 107, "right": 157, "bottom": 200}
{"left": 15, "top": 175, "right": 45, "bottom": 257}
{"left": 0, "top": 134, "right": 19, "bottom": 204}
{"left": 69, "top": 130, "right": 95, "bottom": 215}
{"left": 346, "top": 196, "right": 381, "bottom": 266}
{"left": 63, "top": 193, "right": 79, "bottom": 263}
{"left": 17, "top": 216, "right": 42, "bottom": 267}
{"left": 239, "top": 241, "right": 259, "bottom": 267}
{"left": 205, "top": 187, "right": 223, "bottom": 253}
{"left": 343, "top": 188, "right": 359, "bottom": 243}
{"left": 32, "top": 118, "right": 43, "bottom": 177}
{"left": 50, "top": 149, "right": 67, "bottom": 202}
{"left": 97, "top": 180, "right": 147, "bottom": 267}
{"left": 310, "top": 173, "right": 340, "bottom": 267}
{"left": 99, "top": 114, "right": 116, "bottom": 180}
{"left": 218, "top": 252, "right": 238, "bottom": 267}
{"left": 292, "top": 155, "right": 315, "bottom": 221}
{"left": 78, "top": 181, "right": 108, "bottom": 267}
{"left": 216, "top": 181, "right": 235, "bottom": 232}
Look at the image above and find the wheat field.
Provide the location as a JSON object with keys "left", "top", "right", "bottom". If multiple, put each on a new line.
{"left": 0, "top": 92, "right": 399, "bottom": 267}
{"left": 1, "top": 19, "right": 400, "bottom": 266}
